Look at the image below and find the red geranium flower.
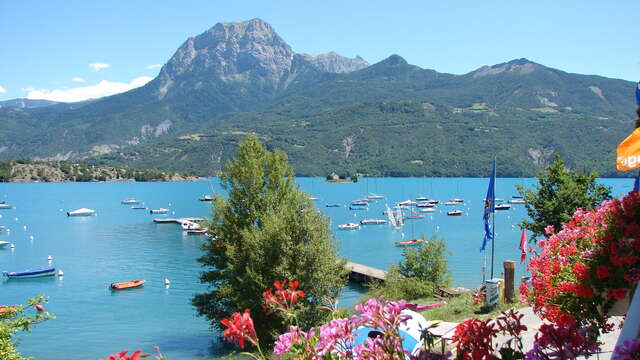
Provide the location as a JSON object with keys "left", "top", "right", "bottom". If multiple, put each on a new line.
{"left": 608, "top": 288, "right": 628, "bottom": 300}
{"left": 596, "top": 266, "right": 610, "bottom": 279}
{"left": 220, "top": 309, "right": 258, "bottom": 349}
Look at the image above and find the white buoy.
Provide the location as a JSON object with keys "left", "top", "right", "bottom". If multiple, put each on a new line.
{"left": 47, "top": 255, "right": 53, "bottom": 261}
{"left": 58, "top": 270, "right": 64, "bottom": 276}
{"left": 10, "top": 243, "right": 15, "bottom": 248}
{"left": 15, "top": 217, "right": 19, "bottom": 222}
{"left": 164, "top": 278, "right": 170, "bottom": 286}
{"left": 23, "top": 225, "right": 27, "bottom": 230}
{"left": 29, "top": 235, "right": 34, "bottom": 240}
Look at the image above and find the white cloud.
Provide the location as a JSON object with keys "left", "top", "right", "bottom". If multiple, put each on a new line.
{"left": 25, "top": 76, "right": 154, "bottom": 103}
{"left": 146, "top": 64, "right": 161, "bottom": 69}
{"left": 89, "top": 62, "right": 110, "bottom": 72}
{"left": 71, "top": 77, "right": 86, "bottom": 82}
{"left": 0, "top": 85, "right": 6, "bottom": 94}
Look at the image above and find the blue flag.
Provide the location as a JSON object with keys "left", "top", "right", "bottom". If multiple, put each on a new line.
{"left": 636, "top": 81, "right": 640, "bottom": 106}
{"left": 481, "top": 159, "right": 496, "bottom": 251}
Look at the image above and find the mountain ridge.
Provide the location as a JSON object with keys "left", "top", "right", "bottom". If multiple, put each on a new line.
{"left": 0, "top": 18, "right": 636, "bottom": 177}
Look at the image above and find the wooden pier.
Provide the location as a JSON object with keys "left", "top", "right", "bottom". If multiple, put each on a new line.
{"left": 153, "top": 217, "right": 206, "bottom": 224}
{"left": 344, "top": 261, "right": 387, "bottom": 283}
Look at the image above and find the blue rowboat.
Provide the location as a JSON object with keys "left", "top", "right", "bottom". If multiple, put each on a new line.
{"left": 3, "top": 267, "right": 56, "bottom": 278}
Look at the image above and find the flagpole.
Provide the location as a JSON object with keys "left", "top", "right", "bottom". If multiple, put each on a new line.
{"left": 490, "top": 207, "right": 496, "bottom": 279}
{"left": 490, "top": 159, "right": 496, "bottom": 280}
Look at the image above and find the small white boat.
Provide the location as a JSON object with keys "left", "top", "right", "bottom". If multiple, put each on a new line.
{"left": 367, "top": 194, "right": 385, "bottom": 199}
{"left": 495, "top": 204, "right": 511, "bottom": 210}
{"left": 416, "top": 202, "right": 434, "bottom": 208}
{"left": 397, "top": 200, "right": 416, "bottom": 206}
{"left": 419, "top": 208, "right": 436, "bottom": 213}
{"left": 508, "top": 199, "right": 526, "bottom": 204}
{"left": 360, "top": 219, "right": 387, "bottom": 225}
{"left": 449, "top": 198, "right": 464, "bottom": 203}
{"left": 447, "top": 210, "right": 463, "bottom": 216}
{"left": 67, "top": 208, "right": 95, "bottom": 216}
{"left": 131, "top": 205, "right": 147, "bottom": 210}
{"left": 0, "top": 204, "right": 12, "bottom": 209}
{"left": 308, "top": 196, "right": 320, "bottom": 201}
{"left": 443, "top": 201, "right": 458, "bottom": 206}
{"left": 121, "top": 199, "right": 140, "bottom": 205}
{"left": 181, "top": 221, "right": 201, "bottom": 230}
{"left": 415, "top": 196, "right": 429, "bottom": 201}
{"left": 0, "top": 241, "right": 10, "bottom": 248}
{"left": 338, "top": 223, "right": 360, "bottom": 230}
{"left": 150, "top": 208, "right": 169, "bottom": 214}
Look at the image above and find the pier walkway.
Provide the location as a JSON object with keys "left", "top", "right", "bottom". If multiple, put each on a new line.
{"left": 153, "top": 217, "right": 206, "bottom": 224}
{"left": 344, "top": 261, "right": 387, "bottom": 283}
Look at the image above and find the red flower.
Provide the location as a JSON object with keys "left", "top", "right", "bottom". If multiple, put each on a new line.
{"left": 106, "top": 350, "right": 147, "bottom": 360}
{"left": 572, "top": 262, "right": 590, "bottom": 280}
{"left": 575, "top": 283, "right": 594, "bottom": 298}
{"left": 220, "top": 309, "right": 258, "bottom": 349}
{"left": 608, "top": 288, "right": 628, "bottom": 300}
{"left": 262, "top": 280, "right": 305, "bottom": 312}
{"left": 596, "top": 266, "right": 610, "bottom": 279}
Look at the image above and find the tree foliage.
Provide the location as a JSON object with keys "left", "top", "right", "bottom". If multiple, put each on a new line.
{"left": 365, "top": 235, "right": 451, "bottom": 301}
{"left": 0, "top": 296, "right": 54, "bottom": 360}
{"left": 398, "top": 235, "right": 451, "bottom": 288}
{"left": 192, "top": 135, "right": 346, "bottom": 343}
{"left": 517, "top": 154, "right": 611, "bottom": 239}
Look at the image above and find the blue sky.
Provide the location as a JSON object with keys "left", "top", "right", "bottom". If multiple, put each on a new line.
{"left": 1, "top": 0, "right": 639, "bottom": 102}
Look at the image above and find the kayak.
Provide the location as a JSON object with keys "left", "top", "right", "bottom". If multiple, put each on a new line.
{"left": 110, "top": 279, "right": 145, "bottom": 290}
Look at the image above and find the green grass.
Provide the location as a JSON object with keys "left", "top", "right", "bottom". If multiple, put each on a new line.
{"left": 416, "top": 292, "right": 527, "bottom": 323}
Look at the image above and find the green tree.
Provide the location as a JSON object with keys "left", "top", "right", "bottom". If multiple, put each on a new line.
{"left": 398, "top": 235, "right": 451, "bottom": 289}
{"left": 365, "top": 235, "right": 451, "bottom": 301}
{"left": 192, "top": 135, "right": 346, "bottom": 343}
{"left": 1, "top": 296, "right": 54, "bottom": 360}
{"left": 517, "top": 154, "right": 611, "bottom": 239}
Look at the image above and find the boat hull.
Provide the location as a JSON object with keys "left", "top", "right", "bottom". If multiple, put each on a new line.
{"left": 3, "top": 268, "right": 56, "bottom": 278}
{"left": 110, "top": 279, "right": 145, "bottom": 290}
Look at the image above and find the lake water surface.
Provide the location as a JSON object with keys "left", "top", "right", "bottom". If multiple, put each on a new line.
{"left": 0, "top": 178, "right": 630, "bottom": 359}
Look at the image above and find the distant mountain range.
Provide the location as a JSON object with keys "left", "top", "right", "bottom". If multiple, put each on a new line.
{"left": 0, "top": 18, "right": 636, "bottom": 177}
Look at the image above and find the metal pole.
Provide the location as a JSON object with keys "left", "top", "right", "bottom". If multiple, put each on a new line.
{"left": 490, "top": 213, "right": 495, "bottom": 279}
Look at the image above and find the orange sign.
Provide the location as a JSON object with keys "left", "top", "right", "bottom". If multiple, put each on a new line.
{"left": 617, "top": 128, "right": 640, "bottom": 171}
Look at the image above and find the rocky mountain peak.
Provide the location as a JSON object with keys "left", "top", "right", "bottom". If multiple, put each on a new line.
{"left": 152, "top": 18, "right": 369, "bottom": 99}
{"left": 471, "top": 58, "right": 543, "bottom": 78}
{"left": 299, "top": 51, "right": 369, "bottom": 73}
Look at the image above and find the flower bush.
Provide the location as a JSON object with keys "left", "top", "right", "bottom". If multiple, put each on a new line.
{"left": 523, "top": 190, "right": 640, "bottom": 330}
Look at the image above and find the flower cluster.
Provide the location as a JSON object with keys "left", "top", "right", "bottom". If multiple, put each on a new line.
{"left": 263, "top": 280, "right": 305, "bottom": 313}
{"left": 524, "top": 191, "right": 640, "bottom": 329}
{"left": 525, "top": 322, "right": 601, "bottom": 360}
{"left": 220, "top": 309, "right": 259, "bottom": 349}
{"left": 273, "top": 297, "right": 444, "bottom": 360}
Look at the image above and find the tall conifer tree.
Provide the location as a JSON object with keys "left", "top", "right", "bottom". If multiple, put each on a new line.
{"left": 193, "top": 135, "right": 346, "bottom": 342}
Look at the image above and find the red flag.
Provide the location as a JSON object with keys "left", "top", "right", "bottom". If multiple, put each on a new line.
{"left": 519, "top": 228, "right": 527, "bottom": 264}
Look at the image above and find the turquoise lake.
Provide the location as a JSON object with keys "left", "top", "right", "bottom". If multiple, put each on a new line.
{"left": 0, "top": 178, "right": 631, "bottom": 359}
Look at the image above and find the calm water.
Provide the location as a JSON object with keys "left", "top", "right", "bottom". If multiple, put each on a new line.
{"left": 0, "top": 178, "right": 630, "bottom": 360}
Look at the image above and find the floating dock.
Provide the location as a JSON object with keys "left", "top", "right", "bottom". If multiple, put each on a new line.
{"left": 344, "top": 261, "right": 387, "bottom": 283}
{"left": 153, "top": 217, "right": 206, "bottom": 224}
